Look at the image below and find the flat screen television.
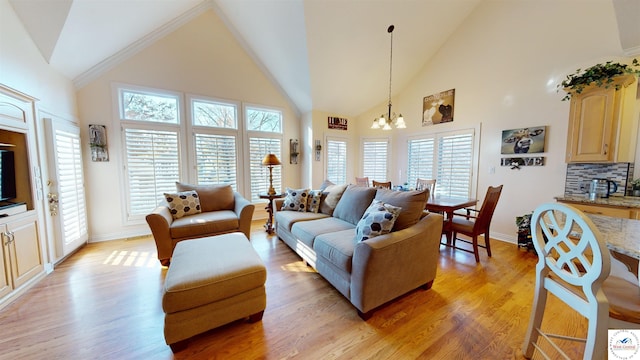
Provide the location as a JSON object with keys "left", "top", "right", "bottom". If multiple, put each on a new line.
{"left": 0, "top": 150, "right": 17, "bottom": 201}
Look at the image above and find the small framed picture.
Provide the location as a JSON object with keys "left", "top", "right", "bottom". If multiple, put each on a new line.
{"left": 89, "top": 124, "right": 109, "bottom": 161}
{"left": 501, "top": 126, "right": 546, "bottom": 155}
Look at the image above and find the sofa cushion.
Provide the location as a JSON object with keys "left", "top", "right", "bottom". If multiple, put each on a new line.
{"left": 374, "top": 188, "right": 429, "bottom": 231}
{"left": 291, "top": 217, "right": 355, "bottom": 249}
{"left": 355, "top": 199, "right": 401, "bottom": 242}
{"left": 307, "top": 190, "right": 323, "bottom": 213}
{"left": 275, "top": 210, "right": 328, "bottom": 232}
{"left": 175, "top": 182, "right": 234, "bottom": 212}
{"left": 319, "top": 184, "right": 348, "bottom": 216}
{"left": 281, "top": 187, "right": 310, "bottom": 212}
{"left": 164, "top": 190, "right": 202, "bottom": 219}
{"left": 332, "top": 185, "right": 377, "bottom": 225}
{"left": 170, "top": 210, "right": 239, "bottom": 239}
{"left": 314, "top": 229, "right": 357, "bottom": 274}
{"left": 319, "top": 179, "right": 335, "bottom": 191}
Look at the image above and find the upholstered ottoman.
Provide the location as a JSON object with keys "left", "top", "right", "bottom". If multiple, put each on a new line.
{"left": 162, "top": 232, "right": 267, "bottom": 351}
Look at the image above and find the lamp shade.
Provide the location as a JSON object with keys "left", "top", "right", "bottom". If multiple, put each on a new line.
{"left": 262, "top": 153, "right": 281, "bottom": 166}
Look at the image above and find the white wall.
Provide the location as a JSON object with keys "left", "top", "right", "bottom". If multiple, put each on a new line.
{"left": 0, "top": 0, "right": 77, "bottom": 117}
{"left": 77, "top": 9, "right": 301, "bottom": 241}
{"left": 354, "top": 0, "right": 631, "bottom": 242}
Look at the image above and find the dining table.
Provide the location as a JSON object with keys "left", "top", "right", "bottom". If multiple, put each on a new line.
{"left": 425, "top": 195, "right": 478, "bottom": 245}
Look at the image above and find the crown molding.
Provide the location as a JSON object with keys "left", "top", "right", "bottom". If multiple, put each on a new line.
{"left": 73, "top": 1, "right": 213, "bottom": 89}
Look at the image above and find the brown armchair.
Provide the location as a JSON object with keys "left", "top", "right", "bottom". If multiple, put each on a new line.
{"left": 145, "top": 183, "right": 255, "bottom": 266}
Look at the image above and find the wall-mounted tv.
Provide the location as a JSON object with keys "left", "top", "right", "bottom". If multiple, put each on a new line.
{"left": 0, "top": 150, "right": 17, "bottom": 201}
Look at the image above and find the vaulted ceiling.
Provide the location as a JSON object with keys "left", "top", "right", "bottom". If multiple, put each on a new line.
{"left": 9, "top": 0, "right": 640, "bottom": 117}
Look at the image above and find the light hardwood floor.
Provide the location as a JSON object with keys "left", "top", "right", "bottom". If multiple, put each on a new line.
{"left": 0, "top": 221, "right": 589, "bottom": 359}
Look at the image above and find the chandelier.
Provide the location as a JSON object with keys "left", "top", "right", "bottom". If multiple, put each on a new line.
{"left": 371, "top": 24, "right": 406, "bottom": 130}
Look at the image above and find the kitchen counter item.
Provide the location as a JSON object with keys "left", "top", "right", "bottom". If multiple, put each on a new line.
{"left": 589, "top": 178, "right": 617, "bottom": 199}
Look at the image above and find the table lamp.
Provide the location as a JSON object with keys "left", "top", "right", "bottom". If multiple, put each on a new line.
{"left": 261, "top": 153, "right": 281, "bottom": 195}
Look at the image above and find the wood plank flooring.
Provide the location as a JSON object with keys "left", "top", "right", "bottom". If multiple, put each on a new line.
{"left": 0, "top": 221, "right": 590, "bottom": 359}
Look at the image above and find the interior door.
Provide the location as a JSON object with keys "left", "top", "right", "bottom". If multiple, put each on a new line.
{"left": 44, "top": 118, "right": 88, "bottom": 261}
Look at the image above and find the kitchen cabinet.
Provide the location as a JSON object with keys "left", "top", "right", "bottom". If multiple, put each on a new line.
{"left": 565, "top": 75, "right": 638, "bottom": 163}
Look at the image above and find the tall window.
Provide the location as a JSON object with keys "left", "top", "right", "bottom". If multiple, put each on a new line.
{"left": 191, "top": 98, "right": 238, "bottom": 189}
{"left": 407, "top": 129, "right": 475, "bottom": 197}
{"left": 326, "top": 137, "right": 347, "bottom": 184}
{"left": 246, "top": 105, "right": 282, "bottom": 201}
{"left": 407, "top": 137, "right": 435, "bottom": 190}
{"left": 362, "top": 138, "right": 389, "bottom": 182}
{"left": 119, "top": 88, "right": 181, "bottom": 220}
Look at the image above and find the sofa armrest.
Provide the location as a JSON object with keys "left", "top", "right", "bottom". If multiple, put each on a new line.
{"left": 145, "top": 206, "right": 175, "bottom": 262}
{"left": 350, "top": 212, "right": 444, "bottom": 314}
{"left": 234, "top": 192, "right": 255, "bottom": 239}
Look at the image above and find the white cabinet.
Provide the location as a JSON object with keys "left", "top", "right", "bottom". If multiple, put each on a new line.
{"left": 0, "top": 211, "right": 43, "bottom": 297}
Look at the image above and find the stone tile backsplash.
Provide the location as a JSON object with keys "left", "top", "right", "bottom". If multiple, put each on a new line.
{"left": 564, "top": 163, "right": 634, "bottom": 197}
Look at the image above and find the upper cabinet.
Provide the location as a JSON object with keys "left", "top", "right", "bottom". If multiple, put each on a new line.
{"left": 566, "top": 75, "right": 639, "bottom": 163}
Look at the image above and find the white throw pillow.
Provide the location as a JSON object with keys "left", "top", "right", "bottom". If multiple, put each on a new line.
{"left": 355, "top": 199, "right": 401, "bottom": 242}
{"left": 164, "top": 190, "right": 201, "bottom": 219}
{"left": 281, "top": 187, "right": 310, "bottom": 212}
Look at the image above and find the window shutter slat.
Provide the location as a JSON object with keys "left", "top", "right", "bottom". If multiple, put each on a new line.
{"left": 248, "top": 137, "right": 282, "bottom": 201}
{"left": 327, "top": 139, "right": 347, "bottom": 184}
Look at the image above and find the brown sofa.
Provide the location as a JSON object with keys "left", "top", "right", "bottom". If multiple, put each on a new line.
{"left": 274, "top": 184, "right": 443, "bottom": 319}
{"left": 146, "top": 183, "right": 255, "bottom": 266}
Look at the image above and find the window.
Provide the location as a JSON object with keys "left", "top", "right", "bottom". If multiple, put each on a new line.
{"left": 407, "top": 129, "right": 475, "bottom": 197}
{"left": 407, "top": 137, "right": 435, "bottom": 190}
{"left": 362, "top": 138, "right": 389, "bottom": 182}
{"left": 116, "top": 85, "right": 285, "bottom": 224}
{"left": 246, "top": 105, "right": 283, "bottom": 201}
{"left": 191, "top": 97, "right": 239, "bottom": 189}
{"left": 119, "top": 88, "right": 182, "bottom": 220}
{"left": 326, "top": 137, "right": 347, "bottom": 184}
{"left": 437, "top": 132, "right": 474, "bottom": 197}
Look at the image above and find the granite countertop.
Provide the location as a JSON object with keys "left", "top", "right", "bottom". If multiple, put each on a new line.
{"left": 588, "top": 214, "right": 640, "bottom": 260}
{"left": 555, "top": 195, "right": 640, "bottom": 208}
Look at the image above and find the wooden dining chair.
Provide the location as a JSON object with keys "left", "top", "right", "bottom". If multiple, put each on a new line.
{"left": 372, "top": 180, "right": 392, "bottom": 189}
{"left": 416, "top": 178, "right": 436, "bottom": 195}
{"left": 355, "top": 177, "right": 370, "bottom": 187}
{"left": 448, "top": 185, "right": 503, "bottom": 262}
{"left": 522, "top": 202, "right": 640, "bottom": 360}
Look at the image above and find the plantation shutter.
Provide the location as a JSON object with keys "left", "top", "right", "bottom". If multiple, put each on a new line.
{"left": 54, "top": 129, "right": 88, "bottom": 245}
{"left": 124, "top": 128, "right": 180, "bottom": 217}
{"left": 407, "top": 137, "right": 435, "bottom": 191}
{"left": 194, "top": 134, "right": 237, "bottom": 189}
{"left": 248, "top": 137, "right": 281, "bottom": 201}
{"left": 362, "top": 139, "right": 389, "bottom": 182}
{"left": 326, "top": 138, "right": 347, "bottom": 184}
{"left": 437, "top": 132, "right": 474, "bottom": 197}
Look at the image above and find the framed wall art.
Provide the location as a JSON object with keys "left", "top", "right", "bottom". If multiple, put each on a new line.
{"left": 501, "top": 126, "right": 546, "bottom": 155}
{"left": 422, "top": 88, "right": 455, "bottom": 126}
{"left": 89, "top": 124, "right": 109, "bottom": 161}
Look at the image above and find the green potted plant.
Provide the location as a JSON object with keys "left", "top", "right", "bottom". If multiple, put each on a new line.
{"left": 558, "top": 58, "right": 640, "bottom": 101}
{"left": 632, "top": 178, "right": 640, "bottom": 196}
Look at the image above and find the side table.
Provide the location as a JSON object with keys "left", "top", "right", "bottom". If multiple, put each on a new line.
{"left": 259, "top": 193, "right": 284, "bottom": 234}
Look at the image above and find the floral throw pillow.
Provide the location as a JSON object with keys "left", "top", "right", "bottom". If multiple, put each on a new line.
{"left": 281, "top": 188, "right": 310, "bottom": 212}
{"left": 355, "top": 199, "right": 402, "bottom": 242}
{"left": 164, "top": 190, "right": 201, "bottom": 219}
{"left": 307, "top": 190, "right": 323, "bottom": 213}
